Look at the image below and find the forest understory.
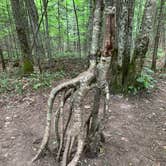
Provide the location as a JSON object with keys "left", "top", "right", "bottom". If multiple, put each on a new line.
{"left": 0, "top": 59, "right": 166, "bottom": 166}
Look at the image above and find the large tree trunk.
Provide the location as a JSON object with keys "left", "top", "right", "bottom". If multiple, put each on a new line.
{"left": 127, "top": 0, "right": 154, "bottom": 87}
{"left": 24, "top": 0, "right": 45, "bottom": 73}
{"left": 121, "top": 0, "right": 135, "bottom": 88}
{"left": 110, "top": 0, "right": 154, "bottom": 92}
{"left": 110, "top": 0, "right": 135, "bottom": 92}
{"left": 10, "top": 0, "right": 34, "bottom": 75}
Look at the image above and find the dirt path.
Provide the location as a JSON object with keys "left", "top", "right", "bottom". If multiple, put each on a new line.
{"left": 0, "top": 78, "right": 166, "bottom": 166}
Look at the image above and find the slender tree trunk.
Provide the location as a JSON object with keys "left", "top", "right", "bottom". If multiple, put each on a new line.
{"left": 163, "top": 24, "right": 166, "bottom": 70}
{"left": 135, "top": 0, "right": 143, "bottom": 37}
{"left": 86, "top": 0, "right": 95, "bottom": 55}
{"left": 151, "top": 0, "right": 165, "bottom": 71}
{"left": 0, "top": 47, "right": 6, "bottom": 71}
{"left": 6, "top": 0, "right": 19, "bottom": 58}
{"left": 10, "top": 0, "right": 34, "bottom": 74}
{"left": 65, "top": 0, "right": 70, "bottom": 51}
{"left": 57, "top": 0, "right": 62, "bottom": 52}
{"left": 72, "top": 0, "right": 81, "bottom": 57}
{"left": 42, "top": 0, "right": 51, "bottom": 58}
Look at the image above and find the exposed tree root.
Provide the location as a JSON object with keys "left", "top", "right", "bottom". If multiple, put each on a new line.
{"left": 33, "top": 2, "right": 114, "bottom": 165}
{"left": 32, "top": 56, "right": 111, "bottom": 165}
{"left": 32, "top": 66, "right": 96, "bottom": 163}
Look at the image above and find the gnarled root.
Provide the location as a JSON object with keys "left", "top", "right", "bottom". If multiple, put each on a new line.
{"left": 32, "top": 67, "right": 96, "bottom": 165}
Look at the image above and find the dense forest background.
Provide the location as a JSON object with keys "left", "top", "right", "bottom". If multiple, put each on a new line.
{"left": 0, "top": 0, "right": 165, "bottom": 95}
{"left": 0, "top": 0, "right": 165, "bottom": 74}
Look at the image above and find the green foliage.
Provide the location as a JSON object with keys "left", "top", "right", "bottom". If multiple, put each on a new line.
{"left": 0, "top": 72, "right": 23, "bottom": 94}
{"left": 128, "top": 67, "right": 157, "bottom": 94}
{"left": 0, "top": 70, "right": 66, "bottom": 94}
{"left": 29, "top": 71, "right": 66, "bottom": 90}
{"left": 157, "top": 48, "right": 165, "bottom": 58}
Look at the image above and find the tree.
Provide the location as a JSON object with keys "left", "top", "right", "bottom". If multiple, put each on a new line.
{"left": 0, "top": 46, "right": 6, "bottom": 71}
{"left": 10, "top": 0, "right": 34, "bottom": 74}
{"left": 32, "top": 1, "right": 115, "bottom": 165}
{"left": 128, "top": 0, "right": 154, "bottom": 87}
{"left": 72, "top": 0, "right": 81, "bottom": 57}
{"left": 24, "top": 0, "right": 45, "bottom": 73}
{"left": 151, "top": 0, "right": 165, "bottom": 71}
{"left": 31, "top": 0, "right": 157, "bottom": 165}
{"left": 108, "top": 0, "right": 154, "bottom": 92}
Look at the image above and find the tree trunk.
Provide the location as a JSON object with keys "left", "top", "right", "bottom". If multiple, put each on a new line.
{"left": 151, "top": 0, "right": 165, "bottom": 71}
{"left": 72, "top": 0, "right": 81, "bottom": 58}
{"left": 42, "top": 0, "right": 52, "bottom": 59}
{"left": 65, "top": 0, "right": 70, "bottom": 51}
{"left": 57, "top": 0, "right": 62, "bottom": 52}
{"left": 128, "top": 0, "right": 154, "bottom": 87}
{"left": 10, "top": 0, "right": 34, "bottom": 75}
{"left": 24, "top": 0, "right": 45, "bottom": 73}
{"left": 122, "top": 0, "right": 135, "bottom": 88}
{"left": 0, "top": 47, "right": 6, "bottom": 71}
{"left": 163, "top": 23, "right": 166, "bottom": 70}
{"left": 110, "top": 0, "right": 135, "bottom": 92}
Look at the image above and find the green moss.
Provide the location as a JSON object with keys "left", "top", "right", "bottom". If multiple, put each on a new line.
{"left": 22, "top": 58, "right": 34, "bottom": 75}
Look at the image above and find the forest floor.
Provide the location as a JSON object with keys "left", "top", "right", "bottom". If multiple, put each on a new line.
{"left": 0, "top": 59, "right": 166, "bottom": 166}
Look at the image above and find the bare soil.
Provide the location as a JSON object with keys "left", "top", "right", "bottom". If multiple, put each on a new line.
{"left": 0, "top": 65, "right": 166, "bottom": 166}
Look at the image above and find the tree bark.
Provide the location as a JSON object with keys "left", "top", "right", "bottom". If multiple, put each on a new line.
{"left": 24, "top": 0, "right": 45, "bottom": 73}
{"left": 151, "top": 0, "right": 165, "bottom": 71}
{"left": 122, "top": 0, "right": 135, "bottom": 88}
{"left": 10, "top": 0, "right": 33, "bottom": 74}
{"left": 42, "top": 0, "right": 51, "bottom": 59}
{"left": 72, "top": 0, "right": 82, "bottom": 58}
{"left": 0, "top": 47, "right": 6, "bottom": 71}
{"left": 128, "top": 0, "right": 154, "bottom": 87}
{"left": 65, "top": 0, "right": 70, "bottom": 51}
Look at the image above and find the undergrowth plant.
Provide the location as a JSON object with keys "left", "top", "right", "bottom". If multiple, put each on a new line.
{"left": 0, "top": 70, "right": 66, "bottom": 94}
{"left": 128, "top": 67, "right": 157, "bottom": 94}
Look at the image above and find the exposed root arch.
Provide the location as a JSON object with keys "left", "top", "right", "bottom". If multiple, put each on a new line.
{"left": 32, "top": 65, "right": 97, "bottom": 163}
{"left": 32, "top": 1, "right": 114, "bottom": 166}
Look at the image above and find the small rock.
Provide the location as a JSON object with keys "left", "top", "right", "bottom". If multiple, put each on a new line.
{"left": 11, "top": 136, "right": 16, "bottom": 140}
{"left": 121, "top": 137, "right": 128, "bottom": 142}
{"left": 32, "top": 147, "right": 37, "bottom": 151}
{"left": 5, "top": 117, "right": 12, "bottom": 121}
{"left": 4, "top": 121, "right": 10, "bottom": 127}
{"left": 4, "top": 153, "right": 9, "bottom": 157}
{"left": 108, "top": 109, "right": 112, "bottom": 113}
{"left": 84, "top": 105, "right": 91, "bottom": 109}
